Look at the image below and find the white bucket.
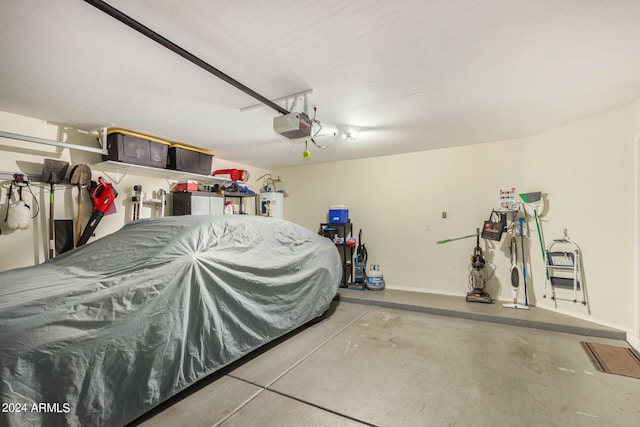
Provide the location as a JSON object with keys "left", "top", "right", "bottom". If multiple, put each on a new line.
{"left": 260, "top": 192, "right": 284, "bottom": 219}
{"left": 366, "top": 264, "right": 384, "bottom": 290}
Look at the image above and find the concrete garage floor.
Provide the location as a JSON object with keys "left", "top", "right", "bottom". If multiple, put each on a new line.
{"left": 133, "top": 290, "right": 638, "bottom": 427}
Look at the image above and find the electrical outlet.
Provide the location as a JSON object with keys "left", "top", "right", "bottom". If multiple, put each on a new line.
{"left": 425, "top": 224, "right": 430, "bottom": 231}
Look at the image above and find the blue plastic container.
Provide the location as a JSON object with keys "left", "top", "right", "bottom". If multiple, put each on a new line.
{"left": 329, "top": 205, "right": 349, "bottom": 223}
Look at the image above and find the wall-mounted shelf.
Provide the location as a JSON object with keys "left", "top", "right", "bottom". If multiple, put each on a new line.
{"left": 0, "top": 128, "right": 108, "bottom": 156}
{"left": 93, "top": 160, "right": 232, "bottom": 185}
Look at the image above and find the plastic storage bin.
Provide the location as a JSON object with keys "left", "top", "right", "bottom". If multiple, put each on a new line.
{"left": 167, "top": 144, "right": 214, "bottom": 175}
{"left": 103, "top": 130, "right": 169, "bottom": 168}
{"left": 329, "top": 205, "right": 349, "bottom": 223}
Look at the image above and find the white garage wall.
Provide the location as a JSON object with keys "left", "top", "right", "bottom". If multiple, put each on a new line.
{"left": 520, "top": 103, "right": 636, "bottom": 335}
{"left": 273, "top": 100, "right": 640, "bottom": 337}
{"left": 0, "top": 110, "right": 266, "bottom": 272}
{"left": 2, "top": 103, "right": 639, "bottom": 340}
{"left": 635, "top": 99, "right": 640, "bottom": 346}
{"left": 272, "top": 139, "right": 525, "bottom": 304}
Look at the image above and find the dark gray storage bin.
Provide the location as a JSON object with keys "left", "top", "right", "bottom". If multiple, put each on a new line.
{"left": 168, "top": 144, "right": 213, "bottom": 175}
{"left": 103, "top": 130, "right": 169, "bottom": 168}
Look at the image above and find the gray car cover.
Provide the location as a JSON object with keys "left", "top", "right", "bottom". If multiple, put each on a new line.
{"left": 0, "top": 215, "right": 341, "bottom": 426}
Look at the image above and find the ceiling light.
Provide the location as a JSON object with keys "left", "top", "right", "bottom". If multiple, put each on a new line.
{"left": 342, "top": 129, "right": 359, "bottom": 140}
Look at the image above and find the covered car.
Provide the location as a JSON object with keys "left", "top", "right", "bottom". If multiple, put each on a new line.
{"left": 0, "top": 215, "right": 341, "bottom": 426}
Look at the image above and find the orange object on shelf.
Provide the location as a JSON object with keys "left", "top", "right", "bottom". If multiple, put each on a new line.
{"left": 174, "top": 181, "right": 198, "bottom": 192}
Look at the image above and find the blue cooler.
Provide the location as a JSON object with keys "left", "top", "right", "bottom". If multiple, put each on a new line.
{"left": 329, "top": 205, "right": 349, "bottom": 223}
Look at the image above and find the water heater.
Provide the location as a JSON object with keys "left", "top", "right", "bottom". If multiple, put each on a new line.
{"left": 260, "top": 192, "right": 284, "bottom": 219}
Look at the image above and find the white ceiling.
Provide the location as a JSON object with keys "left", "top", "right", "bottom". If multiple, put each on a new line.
{"left": 1, "top": 0, "right": 640, "bottom": 169}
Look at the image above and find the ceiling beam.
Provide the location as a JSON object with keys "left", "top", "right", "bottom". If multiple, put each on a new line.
{"left": 83, "top": 0, "right": 290, "bottom": 115}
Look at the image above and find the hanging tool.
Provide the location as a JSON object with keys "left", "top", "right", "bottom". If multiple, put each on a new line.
{"left": 519, "top": 217, "right": 529, "bottom": 307}
{"left": 436, "top": 233, "right": 477, "bottom": 244}
{"left": 503, "top": 224, "right": 530, "bottom": 310}
{"left": 520, "top": 191, "right": 547, "bottom": 280}
{"left": 42, "top": 159, "right": 69, "bottom": 259}
{"left": 69, "top": 164, "right": 92, "bottom": 246}
{"left": 77, "top": 177, "right": 118, "bottom": 247}
{"left": 132, "top": 185, "right": 142, "bottom": 221}
{"left": 4, "top": 174, "right": 36, "bottom": 230}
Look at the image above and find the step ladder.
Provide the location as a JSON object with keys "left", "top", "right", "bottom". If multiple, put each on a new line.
{"left": 544, "top": 230, "right": 586, "bottom": 305}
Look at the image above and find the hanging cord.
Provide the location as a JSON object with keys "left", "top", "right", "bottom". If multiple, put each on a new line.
{"left": 3, "top": 181, "right": 12, "bottom": 223}
{"left": 467, "top": 260, "right": 497, "bottom": 291}
{"left": 24, "top": 182, "right": 39, "bottom": 218}
{"left": 3, "top": 181, "right": 40, "bottom": 223}
{"left": 309, "top": 107, "right": 336, "bottom": 150}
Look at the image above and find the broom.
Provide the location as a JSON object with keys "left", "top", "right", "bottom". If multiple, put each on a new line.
{"left": 519, "top": 191, "right": 548, "bottom": 281}
{"left": 436, "top": 233, "right": 476, "bottom": 244}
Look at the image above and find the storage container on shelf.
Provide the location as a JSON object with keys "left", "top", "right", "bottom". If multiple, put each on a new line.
{"left": 329, "top": 205, "right": 349, "bottom": 223}
{"left": 174, "top": 181, "right": 198, "bottom": 192}
{"left": 103, "top": 129, "right": 170, "bottom": 168}
{"left": 167, "top": 144, "right": 214, "bottom": 175}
